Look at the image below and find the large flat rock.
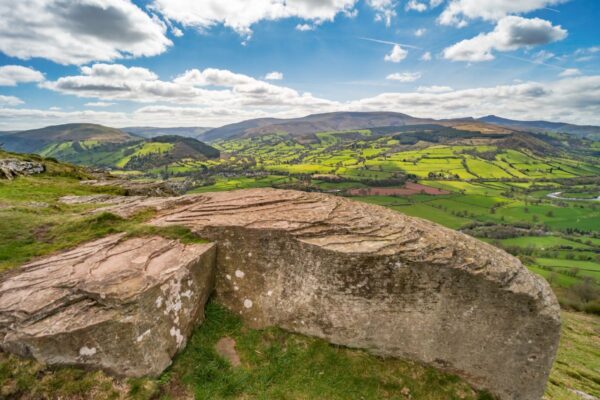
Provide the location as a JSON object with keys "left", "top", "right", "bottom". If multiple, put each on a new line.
{"left": 0, "top": 234, "right": 215, "bottom": 377}
{"left": 46, "top": 188, "right": 562, "bottom": 399}
{"left": 147, "top": 189, "right": 560, "bottom": 400}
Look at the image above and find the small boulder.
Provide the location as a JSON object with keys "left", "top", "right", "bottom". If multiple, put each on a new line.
{"left": 0, "top": 159, "right": 44, "bottom": 180}
{"left": 0, "top": 234, "right": 216, "bottom": 377}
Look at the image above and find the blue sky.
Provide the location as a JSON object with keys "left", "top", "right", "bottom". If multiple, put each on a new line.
{"left": 0, "top": 0, "right": 599, "bottom": 129}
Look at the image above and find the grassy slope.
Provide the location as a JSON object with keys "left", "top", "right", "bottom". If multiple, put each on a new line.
{"left": 1, "top": 150, "right": 599, "bottom": 399}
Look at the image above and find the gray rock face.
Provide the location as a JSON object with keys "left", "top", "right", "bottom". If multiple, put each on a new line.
{"left": 0, "top": 158, "right": 44, "bottom": 180}
{"left": 0, "top": 234, "right": 215, "bottom": 377}
{"left": 149, "top": 189, "right": 560, "bottom": 400}
{"left": 5, "top": 189, "right": 560, "bottom": 399}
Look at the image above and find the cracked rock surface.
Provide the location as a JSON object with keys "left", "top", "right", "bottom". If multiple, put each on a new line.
{"left": 7, "top": 188, "right": 560, "bottom": 399}
{"left": 0, "top": 159, "right": 44, "bottom": 180}
{"left": 0, "top": 234, "right": 215, "bottom": 377}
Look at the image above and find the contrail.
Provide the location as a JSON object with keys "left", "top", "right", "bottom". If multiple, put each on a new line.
{"left": 357, "top": 37, "right": 421, "bottom": 49}
{"left": 501, "top": 54, "right": 567, "bottom": 70}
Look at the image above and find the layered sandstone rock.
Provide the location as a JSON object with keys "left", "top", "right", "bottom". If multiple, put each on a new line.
{"left": 148, "top": 189, "right": 560, "bottom": 400}
{"left": 0, "top": 158, "right": 44, "bottom": 180}
{"left": 0, "top": 234, "right": 215, "bottom": 377}
{"left": 9, "top": 189, "right": 560, "bottom": 399}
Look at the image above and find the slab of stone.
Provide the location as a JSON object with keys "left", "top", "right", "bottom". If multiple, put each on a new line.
{"left": 0, "top": 159, "right": 44, "bottom": 180}
{"left": 30, "top": 189, "right": 561, "bottom": 399}
{"left": 147, "top": 188, "right": 560, "bottom": 400}
{"left": 0, "top": 234, "right": 216, "bottom": 377}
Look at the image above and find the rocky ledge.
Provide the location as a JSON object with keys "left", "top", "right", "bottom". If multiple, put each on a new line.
{"left": 0, "top": 158, "right": 44, "bottom": 180}
{"left": 1, "top": 189, "right": 560, "bottom": 400}
{"left": 0, "top": 234, "right": 215, "bottom": 377}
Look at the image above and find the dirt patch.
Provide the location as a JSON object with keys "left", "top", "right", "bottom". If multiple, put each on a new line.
{"left": 348, "top": 182, "right": 450, "bottom": 196}
{"left": 215, "top": 337, "right": 241, "bottom": 367}
{"left": 32, "top": 223, "right": 54, "bottom": 243}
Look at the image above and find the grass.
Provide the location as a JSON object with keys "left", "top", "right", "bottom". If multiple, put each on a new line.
{"left": 545, "top": 312, "right": 600, "bottom": 400}
{"left": 0, "top": 175, "right": 204, "bottom": 271}
{"left": 1, "top": 302, "right": 597, "bottom": 400}
{"left": 0, "top": 303, "right": 492, "bottom": 400}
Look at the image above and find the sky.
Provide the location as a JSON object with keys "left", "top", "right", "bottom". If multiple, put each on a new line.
{"left": 0, "top": 0, "right": 599, "bottom": 130}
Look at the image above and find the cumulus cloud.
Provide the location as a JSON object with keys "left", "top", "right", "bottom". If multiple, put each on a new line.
{"left": 150, "top": 0, "right": 359, "bottom": 38}
{"left": 421, "top": 51, "right": 432, "bottom": 61}
{"left": 85, "top": 101, "right": 116, "bottom": 107}
{"left": 406, "top": 0, "right": 427, "bottom": 12}
{"left": 0, "top": 95, "right": 23, "bottom": 106}
{"left": 417, "top": 85, "right": 453, "bottom": 93}
{"left": 296, "top": 23, "right": 315, "bottom": 31}
{"left": 345, "top": 76, "right": 600, "bottom": 125}
{"left": 385, "top": 45, "right": 408, "bottom": 62}
{"left": 0, "top": 66, "right": 44, "bottom": 86}
{"left": 366, "top": 0, "right": 397, "bottom": 26}
{"left": 414, "top": 28, "right": 427, "bottom": 37}
{"left": 41, "top": 64, "right": 335, "bottom": 112}
{"left": 5, "top": 75, "right": 600, "bottom": 129}
{"left": 443, "top": 16, "right": 567, "bottom": 62}
{"left": 0, "top": 0, "right": 172, "bottom": 65}
{"left": 264, "top": 71, "right": 284, "bottom": 80}
{"left": 438, "top": 0, "right": 567, "bottom": 26}
{"left": 386, "top": 72, "right": 422, "bottom": 82}
{"left": 559, "top": 68, "right": 581, "bottom": 77}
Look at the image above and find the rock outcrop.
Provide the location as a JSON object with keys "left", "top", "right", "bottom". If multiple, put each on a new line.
{"left": 80, "top": 178, "right": 192, "bottom": 196}
{"left": 6, "top": 189, "right": 560, "bottom": 399}
{"left": 0, "top": 234, "right": 215, "bottom": 377}
{"left": 0, "top": 158, "right": 44, "bottom": 180}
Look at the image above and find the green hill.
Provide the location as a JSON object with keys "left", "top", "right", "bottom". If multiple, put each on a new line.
{"left": 0, "top": 123, "right": 137, "bottom": 154}
{"left": 0, "top": 124, "right": 220, "bottom": 171}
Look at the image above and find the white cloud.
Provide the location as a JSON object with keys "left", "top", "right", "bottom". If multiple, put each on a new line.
{"left": 574, "top": 46, "right": 600, "bottom": 62}
{"left": 443, "top": 16, "right": 567, "bottom": 62}
{"left": 0, "top": 65, "right": 44, "bottom": 86}
{"left": 532, "top": 50, "right": 555, "bottom": 62}
{"left": 41, "top": 64, "right": 335, "bottom": 112}
{"left": 438, "top": 0, "right": 567, "bottom": 26}
{"left": 296, "top": 23, "right": 315, "bottom": 31}
{"left": 384, "top": 44, "right": 408, "bottom": 62}
{"left": 264, "top": 71, "right": 284, "bottom": 80}
{"left": 0, "top": 95, "right": 23, "bottom": 106}
{"left": 150, "top": 0, "right": 358, "bottom": 38}
{"left": 386, "top": 72, "right": 422, "bottom": 82}
{"left": 345, "top": 75, "right": 600, "bottom": 125}
{"left": 5, "top": 75, "right": 600, "bottom": 129}
{"left": 0, "top": 0, "right": 172, "bottom": 65}
{"left": 414, "top": 28, "right": 427, "bottom": 37}
{"left": 421, "top": 51, "right": 432, "bottom": 61}
{"left": 417, "top": 85, "right": 453, "bottom": 93}
{"left": 85, "top": 102, "right": 116, "bottom": 107}
{"left": 559, "top": 68, "right": 581, "bottom": 77}
{"left": 406, "top": 0, "right": 427, "bottom": 12}
{"left": 366, "top": 0, "right": 397, "bottom": 26}
{"left": 172, "top": 27, "right": 184, "bottom": 37}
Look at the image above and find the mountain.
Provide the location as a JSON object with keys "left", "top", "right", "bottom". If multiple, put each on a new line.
{"left": 478, "top": 115, "right": 600, "bottom": 139}
{"left": 122, "top": 126, "right": 212, "bottom": 139}
{"left": 0, "top": 123, "right": 137, "bottom": 153}
{"left": 0, "top": 123, "right": 219, "bottom": 170}
{"left": 41, "top": 134, "right": 219, "bottom": 170}
{"left": 201, "top": 112, "right": 514, "bottom": 143}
